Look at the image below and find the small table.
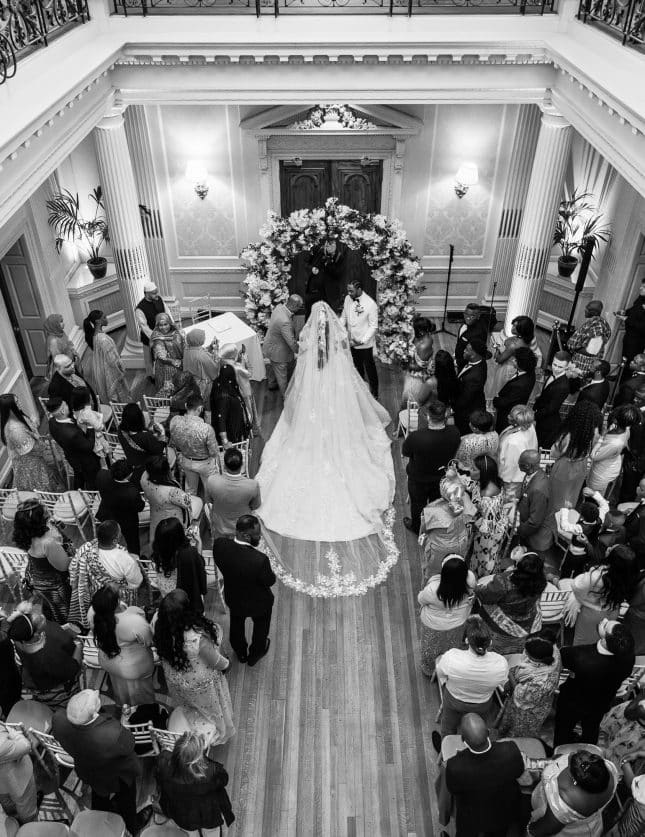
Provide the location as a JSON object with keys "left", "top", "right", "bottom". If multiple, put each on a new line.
{"left": 183, "top": 312, "right": 266, "bottom": 382}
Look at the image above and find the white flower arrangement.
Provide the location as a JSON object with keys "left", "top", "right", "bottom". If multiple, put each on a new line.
{"left": 241, "top": 197, "right": 424, "bottom": 368}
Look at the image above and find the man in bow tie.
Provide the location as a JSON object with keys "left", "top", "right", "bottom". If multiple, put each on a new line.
{"left": 340, "top": 280, "right": 379, "bottom": 398}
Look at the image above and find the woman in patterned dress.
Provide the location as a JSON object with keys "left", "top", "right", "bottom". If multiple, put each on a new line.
{"left": 141, "top": 456, "right": 196, "bottom": 542}
{"left": 150, "top": 313, "right": 186, "bottom": 392}
{"left": 465, "top": 454, "right": 509, "bottom": 579}
{"left": 82, "top": 310, "right": 131, "bottom": 405}
{"left": 154, "top": 589, "right": 235, "bottom": 745}
{"left": 454, "top": 409, "right": 499, "bottom": 474}
{"left": 486, "top": 315, "right": 542, "bottom": 399}
{"left": 0, "top": 394, "right": 58, "bottom": 491}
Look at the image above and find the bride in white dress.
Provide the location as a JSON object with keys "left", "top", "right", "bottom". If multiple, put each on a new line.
{"left": 256, "top": 301, "right": 399, "bottom": 597}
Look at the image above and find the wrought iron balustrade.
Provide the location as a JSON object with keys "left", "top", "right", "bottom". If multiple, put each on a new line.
{"left": 113, "top": 0, "right": 554, "bottom": 17}
{"left": 578, "top": 0, "right": 645, "bottom": 51}
{"left": 0, "top": 0, "right": 90, "bottom": 84}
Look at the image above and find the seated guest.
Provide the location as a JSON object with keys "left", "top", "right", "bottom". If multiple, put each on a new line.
{"left": 587, "top": 404, "right": 639, "bottom": 495}
{"left": 435, "top": 615, "right": 508, "bottom": 736}
{"left": 453, "top": 339, "right": 489, "bottom": 435}
{"left": 454, "top": 409, "right": 498, "bottom": 474}
{"left": 152, "top": 518, "right": 207, "bottom": 613}
{"left": 493, "top": 346, "right": 537, "bottom": 433}
{"left": 464, "top": 455, "right": 508, "bottom": 579}
{"left": 87, "top": 583, "right": 155, "bottom": 706}
{"left": 598, "top": 693, "right": 645, "bottom": 771}
{"left": 575, "top": 358, "right": 611, "bottom": 409}
{"left": 599, "top": 509, "right": 627, "bottom": 552}
{"left": 0, "top": 722, "right": 37, "bottom": 825}
{"left": 516, "top": 450, "right": 552, "bottom": 557}
{"left": 118, "top": 402, "right": 166, "bottom": 487}
{"left": 96, "top": 459, "right": 145, "bottom": 556}
{"left": 156, "top": 730, "right": 235, "bottom": 834}
{"left": 8, "top": 603, "right": 81, "bottom": 710}
{"left": 48, "top": 353, "right": 100, "bottom": 414}
{"left": 47, "top": 396, "right": 100, "bottom": 490}
{"left": 554, "top": 619, "right": 635, "bottom": 746}
{"left": 52, "top": 689, "right": 141, "bottom": 834}
{"left": 68, "top": 520, "right": 144, "bottom": 629}
{"left": 475, "top": 551, "right": 547, "bottom": 654}
{"left": 206, "top": 447, "right": 261, "bottom": 538}
{"left": 141, "top": 456, "right": 195, "bottom": 543}
{"left": 606, "top": 768, "right": 645, "bottom": 837}
{"left": 417, "top": 555, "right": 476, "bottom": 677}
{"left": 497, "top": 633, "right": 561, "bottom": 738}
{"left": 169, "top": 393, "right": 219, "bottom": 495}
{"left": 210, "top": 365, "right": 252, "bottom": 447}
{"left": 497, "top": 404, "right": 538, "bottom": 498}
{"left": 527, "top": 749, "right": 618, "bottom": 837}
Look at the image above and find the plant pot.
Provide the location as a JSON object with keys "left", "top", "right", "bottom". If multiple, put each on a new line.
{"left": 557, "top": 255, "right": 578, "bottom": 278}
{"left": 87, "top": 257, "right": 107, "bottom": 280}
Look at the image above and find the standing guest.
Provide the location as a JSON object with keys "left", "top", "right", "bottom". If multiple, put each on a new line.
{"left": 527, "top": 750, "right": 618, "bottom": 837}
{"left": 487, "top": 314, "right": 542, "bottom": 400}
{"left": 43, "top": 312, "right": 78, "bottom": 381}
{"left": 340, "top": 279, "right": 379, "bottom": 397}
{"left": 87, "top": 583, "right": 155, "bottom": 706}
{"left": 210, "top": 365, "right": 252, "bottom": 448}
{"left": 455, "top": 304, "right": 488, "bottom": 371}
{"left": 497, "top": 404, "right": 539, "bottom": 497}
{"left": 454, "top": 409, "right": 498, "bottom": 473}
{"left": 517, "top": 450, "right": 553, "bottom": 556}
{"left": 625, "top": 475, "right": 645, "bottom": 550}
{"left": 623, "top": 566, "right": 645, "bottom": 654}
{"left": 48, "top": 353, "right": 100, "bottom": 414}
{"left": 618, "top": 277, "right": 645, "bottom": 365}
{"left": 150, "top": 312, "right": 186, "bottom": 393}
{"left": 575, "top": 359, "right": 611, "bottom": 410}
{"left": 141, "top": 456, "right": 195, "bottom": 542}
{"left": 52, "top": 689, "right": 141, "bottom": 834}
{"left": 616, "top": 354, "right": 645, "bottom": 406}
{"left": 70, "top": 387, "right": 111, "bottom": 466}
{"left": 443, "top": 714, "right": 525, "bottom": 837}
{"left": 263, "top": 294, "right": 302, "bottom": 396}
{"left": 419, "top": 468, "right": 475, "bottom": 580}
{"left": 213, "top": 515, "right": 276, "bottom": 666}
{"left": 417, "top": 555, "right": 476, "bottom": 677}
{"left": 47, "top": 397, "right": 100, "bottom": 489}
{"left": 206, "top": 447, "right": 261, "bottom": 538}
{"left": 82, "top": 309, "right": 131, "bottom": 405}
{"left": 554, "top": 619, "right": 635, "bottom": 746}
{"left": 402, "top": 400, "right": 461, "bottom": 535}
{"left": 170, "top": 393, "right": 219, "bottom": 495}
{"left": 588, "top": 404, "right": 639, "bottom": 494}
{"left": 96, "top": 459, "right": 145, "bottom": 556}
{"left": 599, "top": 509, "right": 627, "bottom": 552}
{"left": 567, "top": 299, "right": 612, "bottom": 377}
{"left": 0, "top": 392, "right": 57, "bottom": 490}
{"left": 0, "top": 608, "right": 22, "bottom": 718}
{"left": 401, "top": 316, "right": 435, "bottom": 407}
{"left": 13, "top": 498, "right": 71, "bottom": 624}
{"left": 465, "top": 455, "right": 508, "bottom": 578}
{"left": 497, "top": 634, "right": 561, "bottom": 738}
{"left": 152, "top": 518, "right": 207, "bottom": 613}
{"left": 549, "top": 400, "right": 602, "bottom": 513}
{"left": 118, "top": 402, "right": 166, "bottom": 487}
{"left": 182, "top": 328, "right": 220, "bottom": 401}
{"left": 435, "top": 616, "right": 509, "bottom": 736}
{"left": 136, "top": 281, "right": 167, "bottom": 380}
{"left": 534, "top": 350, "right": 574, "bottom": 449}
{"left": 475, "top": 551, "right": 547, "bottom": 654}
{"left": 433, "top": 349, "right": 460, "bottom": 413}
{"left": 156, "top": 731, "right": 235, "bottom": 835}
{"left": 598, "top": 694, "right": 645, "bottom": 771}
{"left": 453, "top": 340, "right": 489, "bottom": 435}
{"left": 493, "top": 346, "right": 538, "bottom": 433}
{"left": 154, "top": 589, "right": 235, "bottom": 743}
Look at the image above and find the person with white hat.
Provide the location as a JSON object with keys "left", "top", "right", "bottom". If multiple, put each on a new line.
{"left": 135, "top": 282, "right": 167, "bottom": 380}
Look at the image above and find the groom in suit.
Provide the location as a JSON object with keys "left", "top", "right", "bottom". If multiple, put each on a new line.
{"left": 263, "top": 294, "right": 302, "bottom": 397}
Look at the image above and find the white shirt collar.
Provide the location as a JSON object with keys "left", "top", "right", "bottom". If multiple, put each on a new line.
{"left": 233, "top": 537, "right": 250, "bottom": 547}
{"left": 596, "top": 640, "right": 613, "bottom": 656}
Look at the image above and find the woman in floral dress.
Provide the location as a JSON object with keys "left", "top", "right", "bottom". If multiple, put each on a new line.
{"left": 154, "top": 589, "right": 235, "bottom": 746}
{"left": 141, "top": 456, "right": 197, "bottom": 542}
{"left": 465, "top": 454, "right": 510, "bottom": 579}
{"left": 0, "top": 394, "right": 58, "bottom": 490}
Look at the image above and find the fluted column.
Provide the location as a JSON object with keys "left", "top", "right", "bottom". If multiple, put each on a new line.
{"left": 94, "top": 105, "right": 150, "bottom": 368}
{"left": 504, "top": 103, "right": 572, "bottom": 332}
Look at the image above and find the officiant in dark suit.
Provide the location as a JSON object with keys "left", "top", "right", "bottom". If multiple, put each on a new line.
{"left": 493, "top": 346, "right": 537, "bottom": 433}
{"left": 534, "top": 351, "right": 573, "bottom": 449}
{"left": 574, "top": 359, "right": 611, "bottom": 410}
{"left": 454, "top": 339, "right": 489, "bottom": 435}
{"left": 305, "top": 239, "right": 346, "bottom": 317}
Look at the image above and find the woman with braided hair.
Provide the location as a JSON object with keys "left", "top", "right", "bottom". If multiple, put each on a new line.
{"left": 549, "top": 400, "right": 603, "bottom": 514}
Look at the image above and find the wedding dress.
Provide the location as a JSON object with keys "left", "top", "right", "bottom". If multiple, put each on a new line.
{"left": 256, "top": 302, "right": 399, "bottom": 597}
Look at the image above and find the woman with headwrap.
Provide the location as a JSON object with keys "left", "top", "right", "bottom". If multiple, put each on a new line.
{"left": 209, "top": 365, "right": 252, "bottom": 448}
{"left": 182, "top": 328, "right": 220, "bottom": 401}
{"left": 82, "top": 309, "right": 131, "bottom": 405}
{"left": 43, "top": 313, "right": 77, "bottom": 381}
{"left": 150, "top": 312, "right": 186, "bottom": 392}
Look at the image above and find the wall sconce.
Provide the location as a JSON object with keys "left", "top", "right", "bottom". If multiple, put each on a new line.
{"left": 185, "top": 161, "right": 209, "bottom": 200}
{"left": 454, "top": 163, "right": 479, "bottom": 199}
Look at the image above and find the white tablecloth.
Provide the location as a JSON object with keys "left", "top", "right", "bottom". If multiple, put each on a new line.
{"left": 183, "top": 312, "right": 266, "bottom": 382}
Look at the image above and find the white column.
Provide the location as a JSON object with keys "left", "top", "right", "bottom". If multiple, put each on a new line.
{"left": 94, "top": 105, "right": 150, "bottom": 368}
{"left": 504, "top": 103, "right": 572, "bottom": 332}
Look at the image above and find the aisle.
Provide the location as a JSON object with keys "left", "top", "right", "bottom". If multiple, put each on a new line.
{"left": 216, "top": 362, "right": 443, "bottom": 837}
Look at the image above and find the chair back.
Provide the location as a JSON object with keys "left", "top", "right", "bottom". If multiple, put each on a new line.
{"left": 539, "top": 590, "right": 570, "bottom": 622}
{"left": 616, "top": 664, "right": 645, "bottom": 700}
{"left": 0, "top": 548, "right": 29, "bottom": 602}
{"left": 121, "top": 719, "right": 157, "bottom": 757}
{"left": 70, "top": 810, "right": 126, "bottom": 836}
{"left": 0, "top": 487, "right": 39, "bottom": 522}
{"left": 139, "top": 824, "right": 189, "bottom": 836}
{"left": 218, "top": 438, "right": 250, "bottom": 477}
{"left": 188, "top": 295, "right": 216, "bottom": 325}
{"left": 29, "top": 728, "right": 75, "bottom": 769}
{"left": 164, "top": 300, "right": 182, "bottom": 329}
{"left": 35, "top": 490, "right": 90, "bottom": 536}
{"left": 150, "top": 726, "right": 182, "bottom": 752}
{"left": 17, "top": 823, "right": 71, "bottom": 836}
{"left": 103, "top": 432, "right": 126, "bottom": 462}
{"left": 407, "top": 400, "right": 419, "bottom": 434}
{"left": 109, "top": 402, "right": 130, "bottom": 428}
{"left": 539, "top": 448, "right": 556, "bottom": 475}
{"left": 139, "top": 558, "right": 159, "bottom": 589}
{"left": 41, "top": 435, "right": 72, "bottom": 489}
{"left": 143, "top": 395, "right": 171, "bottom": 426}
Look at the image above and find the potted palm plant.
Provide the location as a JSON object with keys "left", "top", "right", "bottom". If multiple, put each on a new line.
{"left": 553, "top": 189, "right": 611, "bottom": 278}
{"left": 47, "top": 186, "right": 110, "bottom": 279}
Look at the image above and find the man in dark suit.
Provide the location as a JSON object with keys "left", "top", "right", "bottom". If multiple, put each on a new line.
{"left": 443, "top": 714, "right": 525, "bottom": 837}
{"left": 47, "top": 397, "right": 100, "bottom": 489}
{"left": 493, "top": 346, "right": 537, "bottom": 433}
{"left": 575, "top": 359, "right": 611, "bottom": 409}
{"left": 615, "top": 354, "right": 645, "bottom": 406}
{"left": 213, "top": 514, "right": 276, "bottom": 666}
{"left": 48, "top": 354, "right": 99, "bottom": 413}
{"left": 52, "top": 689, "right": 141, "bottom": 833}
{"left": 453, "top": 339, "right": 489, "bottom": 435}
{"left": 402, "top": 400, "right": 461, "bottom": 534}
{"left": 624, "top": 475, "right": 645, "bottom": 551}
{"left": 516, "top": 450, "right": 553, "bottom": 556}
{"left": 305, "top": 239, "right": 346, "bottom": 316}
{"left": 534, "top": 351, "right": 573, "bottom": 449}
{"left": 554, "top": 620, "right": 635, "bottom": 746}
{"left": 96, "top": 459, "right": 145, "bottom": 555}
{"left": 455, "top": 304, "right": 489, "bottom": 371}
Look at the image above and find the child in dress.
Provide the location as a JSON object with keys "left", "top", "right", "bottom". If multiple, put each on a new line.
{"left": 220, "top": 343, "right": 259, "bottom": 433}
{"left": 70, "top": 388, "right": 111, "bottom": 466}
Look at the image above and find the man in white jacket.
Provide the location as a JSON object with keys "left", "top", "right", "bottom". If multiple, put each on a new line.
{"left": 340, "top": 280, "right": 379, "bottom": 397}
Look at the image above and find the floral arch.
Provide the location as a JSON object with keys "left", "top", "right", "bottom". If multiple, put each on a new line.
{"left": 240, "top": 198, "right": 424, "bottom": 368}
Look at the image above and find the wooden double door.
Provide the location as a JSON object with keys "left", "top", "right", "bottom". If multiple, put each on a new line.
{"left": 279, "top": 159, "right": 383, "bottom": 302}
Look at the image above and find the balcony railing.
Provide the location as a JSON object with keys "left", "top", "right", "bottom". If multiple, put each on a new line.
{"left": 578, "top": 0, "right": 645, "bottom": 51}
{"left": 113, "top": 0, "right": 555, "bottom": 16}
{"left": 0, "top": 0, "right": 90, "bottom": 84}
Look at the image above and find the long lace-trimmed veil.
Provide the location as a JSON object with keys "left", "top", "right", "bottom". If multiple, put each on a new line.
{"left": 256, "top": 302, "right": 399, "bottom": 597}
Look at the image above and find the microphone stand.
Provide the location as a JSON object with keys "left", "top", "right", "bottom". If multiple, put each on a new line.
{"left": 437, "top": 244, "right": 456, "bottom": 336}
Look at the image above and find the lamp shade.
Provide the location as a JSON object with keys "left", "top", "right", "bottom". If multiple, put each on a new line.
{"left": 185, "top": 160, "right": 208, "bottom": 184}
{"left": 455, "top": 163, "right": 479, "bottom": 187}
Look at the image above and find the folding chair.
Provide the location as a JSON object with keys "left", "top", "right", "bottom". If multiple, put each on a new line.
{"left": 120, "top": 719, "right": 157, "bottom": 757}
{"left": 143, "top": 395, "right": 172, "bottom": 427}
{"left": 217, "top": 438, "right": 250, "bottom": 477}
{"left": 27, "top": 728, "right": 77, "bottom": 822}
{"left": 0, "top": 487, "right": 39, "bottom": 523}
{"left": 539, "top": 448, "right": 556, "bottom": 476}
{"left": 396, "top": 400, "right": 419, "bottom": 439}
{"left": 539, "top": 590, "right": 571, "bottom": 644}
{"left": 164, "top": 300, "right": 183, "bottom": 329}
{"left": 36, "top": 490, "right": 92, "bottom": 540}
{"left": 16, "top": 823, "right": 71, "bottom": 835}
{"left": 41, "top": 435, "right": 72, "bottom": 489}
{"left": 79, "top": 490, "right": 101, "bottom": 538}
{"left": 103, "top": 432, "right": 126, "bottom": 462}
{"left": 149, "top": 727, "right": 182, "bottom": 752}
{"left": 139, "top": 822, "right": 190, "bottom": 836}
{"left": 0, "top": 548, "right": 29, "bottom": 602}
{"left": 38, "top": 395, "right": 52, "bottom": 416}
{"left": 616, "top": 664, "right": 645, "bottom": 701}
{"left": 109, "top": 401, "right": 131, "bottom": 429}
{"left": 188, "top": 295, "right": 216, "bottom": 325}
{"left": 139, "top": 558, "right": 159, "bottom": 590}
{"left": 78, "top": 635, "right": 109, "bottom": 693}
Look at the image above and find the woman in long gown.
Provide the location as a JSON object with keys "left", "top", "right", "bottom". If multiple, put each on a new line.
{"left": 401, "top": 315, "right": 435, "bottom": 407}
{"left": 256, "top": 301, "right": 398, "bottom": 597}
{"left": 83, "top": 310, "right": 131, "bottom": 405}
{"left": 150, "top": 313, "right": 186, "bottom": 392}
{"left": 0, "top": 393, "right": 57, "bottom": 490}
{"left": 465, "top": 455, "right": 509, "bottom": 579}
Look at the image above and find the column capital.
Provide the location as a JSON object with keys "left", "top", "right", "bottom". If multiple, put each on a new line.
{"left": 96, "top": 103, "right": 127, "bottom": 132}
{"left": 539, "top": 95, "right": 569, "bottom": 128}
